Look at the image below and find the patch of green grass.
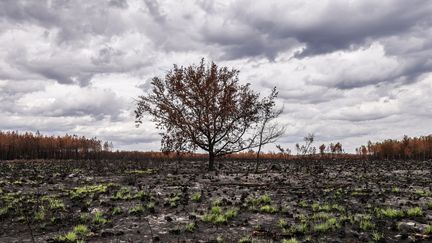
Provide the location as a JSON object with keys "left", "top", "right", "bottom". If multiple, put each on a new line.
{"left": 359, "top": 217, "right": 375, "bottom": 231}
{"left": 212, "top": 198, "right": 222, "bottom": 207}
{"left": 414, "top": 189, "right": 431, "bottom": 197}
{"left": 92, "top": 211, "right": 107, "bottom": 225}
{"left": 129, "top": 205, "right": 145, "bottom": 215}
{"left": 167, "top": 195, "right": 181, "bottom": 208}
{"left": 134, "top": 191, "right": 148, "bottom": 200}
{"left": 424, "top": 225, "right": 432, "bottom": 234}
{"left": 211, "top": 206, "right": 222, "bottom": 214}
{"left": 406, "top": 207, "right": 423, "bottom": 217}
{"left": 298, "top": 200, "right": 308, "bottom": 208}
{"left": 260, "top": 205, "right": 278, "bottom": 214}
{"left": 43, "top": 196, "right": 65, "bottom": 210}
{"left": 375, "top": 207, "right": 404, "bottom": 218}
{"left": 70, "top": 184, "right": 111, "bottom": 199}
{"left": 371, "top": 231, "right": 384, "bottom": 242}
{"left": 290, "top": 223, "right": 308, "bottom": 235}
{"left": 56, "top": 232, "right": 77, "bottom": 242}
{"left": 125, "top": 169, "right": 157, "bottom": 175}
{"left": 313, "top": 218, "right": 340, "bottom": 233}
{"left": 238, "top": 236, "right": 252, "bottom": 243}
{"left": 311, "top": 212, "right": 332, "bottom": 221}
{"left": 428, "top": 201, "right": 432, "bottom": 210}
{"left": 191, "top": 192, "right": 202, "bottom": 202}
{"left": 34, "top": 208, "right": 45, "bottom": 221}
{"left": 112, "top": 187, "right": 133, "bottom": 200}
{"left": 146, "top": 201, "right": 156, "bottom": 212}
{"left": 391, "top": 187, "right": 400, "bottom": 193}
{"left": 73, "top": 224, "right": 89, "bottom": 236}
{"left": 259, "top": 194, "right": 272, "bottom": 204}
{"left": 185, "top": 222, "right": 196, "bottom": 233}
{"left": 202, "top": 207, "right": 238, "bottom": 225}
{"left": 278, "top": 218, "right": 288, "bottom": 229}
{"left": 282, "top": 238, "right": 298, "bottom": 243}
{"left": 112, "top": 206, "right": 123, "bottom": 215}
{"left": 225, "top": 208, "right": 238, "bottom": 219}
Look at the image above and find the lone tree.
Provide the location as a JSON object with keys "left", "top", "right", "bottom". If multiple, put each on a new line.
{"left": 135, "top": 59, "right": 283, "bottom": 171}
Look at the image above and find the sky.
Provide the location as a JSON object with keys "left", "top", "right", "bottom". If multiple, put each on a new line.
{"left": 1, "top": 0, "right": 432, "bottom": 153}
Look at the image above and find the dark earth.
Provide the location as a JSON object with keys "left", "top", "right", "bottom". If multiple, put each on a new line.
{"left": 1, "top": 158, "right": 431, "bottom": 242}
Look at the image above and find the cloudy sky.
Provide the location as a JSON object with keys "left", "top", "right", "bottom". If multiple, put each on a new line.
{"left": 1, "top": 0, "right": 432, "bottom": 153}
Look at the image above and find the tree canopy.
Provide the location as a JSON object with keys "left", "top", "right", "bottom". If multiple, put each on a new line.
{"left": 135, "top": 59, "right": 283, "bottom": 170}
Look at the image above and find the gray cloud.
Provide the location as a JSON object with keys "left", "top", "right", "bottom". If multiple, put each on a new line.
{"left": 1, "top": 0, "right": 432, "bottom": 152}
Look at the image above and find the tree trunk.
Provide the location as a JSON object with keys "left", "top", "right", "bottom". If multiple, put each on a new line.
{"left": 208, "top": 152, "right": 215, "bottom": 171}
{"left": 254, "top": 145, "right": 262, "bottom": 173}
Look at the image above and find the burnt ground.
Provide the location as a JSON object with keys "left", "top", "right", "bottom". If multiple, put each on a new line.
{"left": 0, "top": 158, "right": 431, "bottom": 243}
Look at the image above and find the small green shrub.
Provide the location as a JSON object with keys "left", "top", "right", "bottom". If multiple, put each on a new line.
{"left": 359, "top": 218, "right": 375, "bottom": 231}
{"left": 278, "top": 218, "right": 288, "bottom": 229}
{"left": 424, "top": 225, "right": 432, "bottom": 234}
{"left": 260, "top": 205, "right": 278, "bottom": 213}
{"left": 112, "top": 206, "right": 123, "bottom": 215}
{"left": 314, "top": 218, "right": 340, "bottom": 233}
{"left": 191, "top": 192, "right": 202, "bottom": 202}
{"left": 371, "top": 231, "right": 383, "bottom": 241}
{"left": 73, "top": 224, "right": 89, "bottom": 236}
{"left": 92, "top": 211, "right": 107, "bottom": 225}
{"left": 129, "top": 205, "right": 145, "bottom": 215}
{"left": 376, "top": 208, "right": 404, "bottom": 218}
{"left": 185, "top": 222, "right": 196, "bottom": 233}
{"left": 282, "top": 238, "right": 298, "bottom": 243}
{"left": 406, "top": 207, "right": 423, "bottom": 217}
{"left": 238, "top": 236, "right": 252, "bottom": 243}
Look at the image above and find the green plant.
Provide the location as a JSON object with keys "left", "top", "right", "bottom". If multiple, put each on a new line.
{"left": 428, "top": 201, "right": 432, "bottom": 210}
{"left": 282, "top": 238, "right": 298, "bottom": 243}
{"left": 112, "top": 206, "right": 123, "bottom": 215}
{"left": 391, "top": 187, "right": 400, "bottom": 193}
{"left": 375, "top": 207, "right": 404, "bottom": 218}
{"left": 414, "top": 189, "right": 431, "bottom": 197}
{"left": 112, "top": 187, "right": 133, "bottom": 200}
{"left": 298, "top": 200, "right": 308, "bottom": 208}
{"left": 191, "top": 192, "right": 202, "bottom": 202}
{"left": 185, "top": 222, "right": 196, "bottom": 233}
{"left": 34, "top": 208, "right": 45, "bottom": 221}
{"left": 359, "top": 218, "right": 375, "bottom": 231}
{"left": 278, "top": 218, "right": 288, "bottom": 229}
{"left": 73, "top": 224, "right": 89, "bottom": 236}
{"left": 125, "top": 169, "right": 157, "bottom": 174}
{"left": 56, "top": 232, "right": 77, "bottom": 242}
{"left": 424, "top": 225, "right": 432, "bottom": 234}
{"left": 238, "top": 236, "right": 252, "bottom": 243}
{"left": 129, "top": 205, "right": 145, "bottom": 215}
{"left": 43, "top": 196, "right": 65, "bottom": 210}
{"left": 290, "top": 223, "right": 308, "bottom": 235}
{"left": 70, "top": 184, "right": 111, "bottom": 199}
{"left": 168, "top": 195, "right": 181, "bottom": 207}
{"left": 314, "top": 218, "right": 340, "bottom": 233}
{"left": 406, "top": 207, "right": 423, "bottom": 217}
{"left": 259, "top": 194, "right": 272, "bottom": 204}
{"left": 260, "top": 205, "right": 278, "bottom": 213}
{"left": 202, "top": 207, "right": 238, "bottom": 225}
{"left": 211, "top": 206, "right": 222, "bottom": 214}
{"left": 93, "top": 211, "right": 107, "bottom": 225}
{"left": 225, "top": 208, "right": 238, "bottom": 219}
{"left": 371, "top": 231, "right": 383, "bottom": 241}
{"left": 146, "top": 201, "right": 156, "bottom": 212}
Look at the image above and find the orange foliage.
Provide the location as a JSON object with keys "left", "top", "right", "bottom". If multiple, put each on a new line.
{"left": 357, "top": 135, "right": 432, "bottom": 160}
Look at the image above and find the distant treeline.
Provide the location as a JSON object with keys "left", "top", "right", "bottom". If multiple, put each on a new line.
{"left": 0, "top": 131, "right": 206, "bottom": 161}
{"left": 357, "top": 135, "right": 432, "bottom": 160}
{"left": 0, "top": 131, "right": 109, "bottom": 160}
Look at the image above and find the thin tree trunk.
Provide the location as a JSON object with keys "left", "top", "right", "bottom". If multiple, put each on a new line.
{"left": 208, "top": 152, "right": 215, "bottom": 171}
